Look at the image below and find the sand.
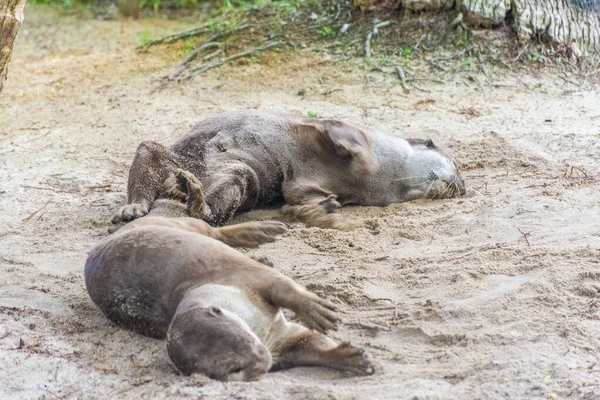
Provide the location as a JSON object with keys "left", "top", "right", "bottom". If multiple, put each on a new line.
{"left": 1, "top": 5, "right": 599, "bottom": 400}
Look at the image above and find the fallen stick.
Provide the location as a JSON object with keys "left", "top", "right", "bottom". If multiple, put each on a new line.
{"left": 365, "top": 21, "right": 391, "bottom": 59}
{"left": 23, "top": 199, "right": 52, "bottom": 222}
{"left": 395, "top": 66, "right": 409, "bottom": 94}
{"left": 188, "top": 41, "right": 283, "bottom": 79}
{"left": 365, "top": 31, "right": 373, "bottom": 58}
{"left": 139, "top": 26, "right": 211, "bottom": 49}
{"left": 171, "top": 24, "right": 253, "bottom": 80}
{"left": 181, "top": 42, "right": 220, "bottom": 66}
{"left": 170, "top": 42, "right": 221, "bottom": 80}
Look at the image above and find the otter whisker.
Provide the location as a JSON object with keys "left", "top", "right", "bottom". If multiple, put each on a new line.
{"left": 423, "top": 180, "right": 436, "bottom": 198}
{"left": 437, "top": 182, "right": 452, "bottom": 199}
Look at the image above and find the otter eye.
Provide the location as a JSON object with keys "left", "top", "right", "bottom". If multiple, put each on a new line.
{"left": 230, "top": 367, "right": 243, "bottom": 374}
{"left": 208, "top": 307, "right": 223, "bottom": 317}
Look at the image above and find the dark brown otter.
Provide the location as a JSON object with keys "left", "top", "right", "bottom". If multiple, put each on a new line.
{"left": 112, "top": 110, "right": 465, "bottom": 228}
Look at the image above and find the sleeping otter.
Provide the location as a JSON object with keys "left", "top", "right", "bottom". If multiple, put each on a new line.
{"left": 112, "top": 110, "right": 465, "bottom": 228}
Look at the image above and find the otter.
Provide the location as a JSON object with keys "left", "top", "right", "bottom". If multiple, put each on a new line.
{"left": 85, "top": 216, "right": 374, "bottom": 381}
{"left": 112, "top": 110, "right": 465, "bottom": 228}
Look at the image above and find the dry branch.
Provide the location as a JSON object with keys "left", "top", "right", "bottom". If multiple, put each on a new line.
{"left": 139, "top": 25, "right": 212, "bottom": 49}
{"left": 365, "top": 21, "right": 391, "bottom": 59}
{"left": 187, "top": 41, "right": 283, "bottom": 79}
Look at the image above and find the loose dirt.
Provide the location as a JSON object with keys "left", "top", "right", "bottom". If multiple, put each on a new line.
{"left": 1, "top": 5, "right": 599, "bottom": 400}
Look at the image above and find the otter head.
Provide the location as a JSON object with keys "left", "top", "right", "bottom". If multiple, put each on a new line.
{"left": 400, "top": 139, "right": 466, "bottom": 199}
{"left": 166, "top": 306, "right": 272, "bottom": 381}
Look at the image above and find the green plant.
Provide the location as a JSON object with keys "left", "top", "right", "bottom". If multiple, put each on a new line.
{"left": 276, "top": 0, "right": 299, "bottom": 13}
{"left": 307, "top": 111, "right": 318, "bottom": 119}
{"left": 378, "top": 57, "right": 392, "bottom": 65}
{"left": 139, "top": 28, "right": 157, "bottom": 47}
{"left": 319, "top": 27, "right": 334, "bottom": 37}
{"left": 358, "top": 58, "right": 375, "bottom": 69}
{"left": 461, "top": 57, "right": 475, "bottom": 69}
{"left": 401, "top": 47, "right": 413, "bottom": 58}
{"left": 529, "top": 54, "right": 540, "bottom": 63}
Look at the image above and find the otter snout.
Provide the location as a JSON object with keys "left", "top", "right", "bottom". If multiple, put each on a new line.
{"left": 227, "top": 343, "right": 272, "bottom": 382}
{"left": 451, "top": 173, "right": 466, "bottom": 196}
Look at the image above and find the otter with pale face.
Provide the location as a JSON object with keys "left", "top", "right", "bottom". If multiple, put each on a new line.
{"left": 112, "top": 111, "right": 465, "bottom": 229}
{"left": 85, "top": 216, "right": 374, "bottom": 381}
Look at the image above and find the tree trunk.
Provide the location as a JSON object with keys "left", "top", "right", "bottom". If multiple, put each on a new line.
{"left": 456, "top": 0, "right": 600, "bottom": 54}
{"left": 118, "top": 0, "right": 139, "bottom": 19}
{"left": 0, "top": 0, "right": 27, "bottom": 93}
{"left": 357, "top": 0, "right": 600, "bottom": 55}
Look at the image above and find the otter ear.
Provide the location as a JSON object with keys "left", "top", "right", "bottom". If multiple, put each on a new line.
{"left": 296, "top": 120, "right": 378, "bottom": 176}
{"left": 208, "top": 307, "right": 223, "bottom": 317}
{"left": 425, "top": 139, "right": 435, "bottom": 148}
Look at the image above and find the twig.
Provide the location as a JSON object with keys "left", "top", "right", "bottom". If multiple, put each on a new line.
{"left": 185, "top": 23, "right": 250, "bottom": 66}
{"left": 180, "top": 42, "right": 221, "bottom": 67}
{"left": 20, "top": 185, "right": 78, "bottom": 194}
{"left": 477, "top": 53, "right": 489, "bottom": 76}
{"left": 395, "top": 66, "right": 409, "bottom": 94}
{"left": 513, "top": 44, "right": 530, "bottom": 63}
{"left": 203, "top": 49, "right": 222, "bottom": 61}
{"left": 450, "top": 13, "right": 463, "bottom": 28}
{"left": 409, "top": 81, "right": 430, "bottom": 93}
{"left": 365, "top": 21, "right": 391, "bottom": 59}
{"left": 408, "top": 78, "right": 445, "bottom": 84}
{"left": 188, "top": 41, "right": 283, "bottom": 79}
{"left": 139, "top": 25, "right": 213, "bottom": 49}
{"left": 517, "top": 228, "right": 532, "bottom": 247}
{"left": 372, "top": 21, "right": 391, "bottom": 35}
{"left": 564, "top": 165, "right": 589, "bottom": 178}
{"left": 365, "top": 31, "right": 373, "bottom": 59}
{"left": 23, "top": 199, "right": 52, "bottom": 222}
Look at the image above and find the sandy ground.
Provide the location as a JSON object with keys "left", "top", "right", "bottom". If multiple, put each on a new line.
{"left": 1, "top": 5, "right": 600, "bottom": 400}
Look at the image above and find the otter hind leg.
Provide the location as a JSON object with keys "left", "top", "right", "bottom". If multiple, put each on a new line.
{"left": 281, "top": 181, "right": 362, "bottom": 231}
{"left": 272, "top": 328, "right": 374, "bottom": 376}
{"left": 113, "top": 141, "right": 181, "bottom": 224}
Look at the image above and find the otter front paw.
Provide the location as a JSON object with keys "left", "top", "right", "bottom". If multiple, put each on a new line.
{"left": 112, "top": 203, "right": 149, "bottom": 224}
{"left": 292, "top": 291, "right": 340, "bottom": 334}
{"left": 329, "top": 342, "right": 374, "bottom": 376}
{"left": 318, "top": 194, "right": 341, "bottom": 213}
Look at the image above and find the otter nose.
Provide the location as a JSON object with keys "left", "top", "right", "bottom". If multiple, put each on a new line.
{"left": 243, "top": 344, "right": 272, "bottom": 381}
{"left": 452, "top": 174, "right": 466, "bottom": 195}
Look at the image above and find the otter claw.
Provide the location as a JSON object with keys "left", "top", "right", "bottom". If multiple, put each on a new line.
{"left": 112, "top": 203, "right": 149, "bottom": 224}
{"left": 318, "top": 195, "right": 342, "bottom": 213}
